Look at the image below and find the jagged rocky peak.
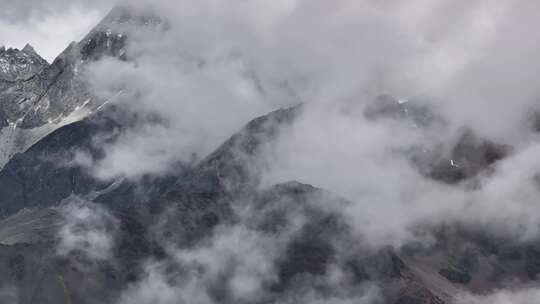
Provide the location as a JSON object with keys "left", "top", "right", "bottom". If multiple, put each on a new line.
{"left": 45, "top": 3, "right": 164, "bottom": 67}
{"left": 0, "top": 43, "right": 48, "bottom": 81}
{"left": 21, "top": 44, "right": 40, "bottom": 57}
{"left": 78, "top": 3, "right": 166, "bottom": 61}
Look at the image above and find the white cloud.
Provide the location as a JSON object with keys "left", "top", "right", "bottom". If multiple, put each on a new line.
{"left": 56, "top": 197, "right": 118, "bottom": 260}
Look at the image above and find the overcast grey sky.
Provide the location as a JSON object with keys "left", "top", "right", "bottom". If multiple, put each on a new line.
{"left": 0, "top": 0, "right": 113, "bottom": 61}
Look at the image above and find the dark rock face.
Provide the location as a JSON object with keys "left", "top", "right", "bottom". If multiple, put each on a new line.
{"left": 425, "top": 130, "right": 509, "bottom": 184}
{"left": 80, "top": 29, "right": 128, "bottom": 62}
{"left": 395, "top": 291, "right": 446, "bottom": 304}
{"left": 0, "top": 109, "right": 114, "bottom": 216}
{"left": 438, "top": 268, "right": 472, "bottom": 285}
{"left": 274, "top": 213, "right": 339, "bottom": 290}
{"left": 525, "top": 245, "right": 540, "bottom": 279}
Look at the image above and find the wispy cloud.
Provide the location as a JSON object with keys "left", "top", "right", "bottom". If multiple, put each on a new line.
{"left": 56, "top": 197, "right": 118, "bottom": 261}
